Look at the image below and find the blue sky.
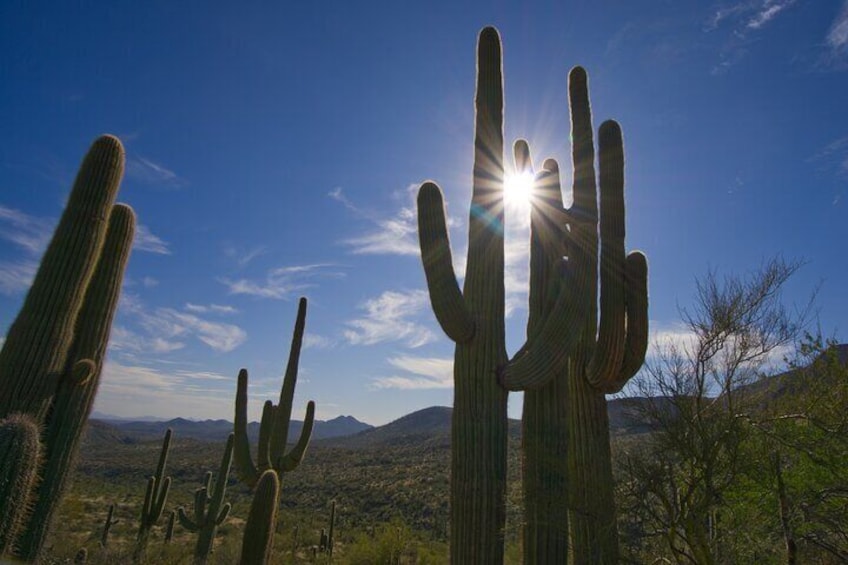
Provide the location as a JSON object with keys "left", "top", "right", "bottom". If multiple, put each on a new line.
{"left": 1, "top": 1, "right": 847, "bottom": 425}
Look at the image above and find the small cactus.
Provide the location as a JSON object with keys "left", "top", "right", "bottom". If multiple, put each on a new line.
{"left": 233, "top": 297, "right": 315, "bottom": 488}
{"left": 134, "top": 428, "right": 173, "bottom": 562}
{"left": 74, "top": 547, "right": 87, "bottom": 564}
{"left": 100, "top": 504, "right": 120, "bottom": 548}
{"left": 0, "top": 414, "right": 40, "bottom": 556}
{"left": 239, "top": 470, "right": 279, "bottom": 565}
{"left": 164, "top": 510, "right": 176, "bottom": 544}
{"left": 177, "top": 434, "right": 234, "bottom": 565}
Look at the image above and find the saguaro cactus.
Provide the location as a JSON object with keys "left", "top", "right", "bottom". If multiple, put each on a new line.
{"left": 0, "top": 135, "right": 135, "bottom": 561}
{"left": 0, "top": 414, "right": 40, "bottom": 556}
{"left": 164, "top": 510, "right": 176, "bottom": 544}
{"left": 178, "top": 434, "right": 234, "bottom": 565}
{"left": 100, "top": 504, "right": 120, "bottom": 548}
{"left": 239, "top": 470, "right": 280, "bottom": 565}
{"left": 416, "top": 27, "right": 589, "bottom": 563}
{"left": 233, "top": 297, "right": 315, "bottom": 488}
{"left": 501, "top": 67, "right": 649, "bottom": 563}
{"left": 135, "top": 428, "right": 173, "bottom": 561}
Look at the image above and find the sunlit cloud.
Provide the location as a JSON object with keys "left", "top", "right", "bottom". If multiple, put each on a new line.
{"left": 825, "top": 1, "right": 848, "bottom": 67}
{"left": 344, "top": 289, "right": 436, "bottom": 348}
{"left": 332, "top": 186, "right": 421, "bottom": 256}
{"left": 747, "top": 0, "right": 796, "bottom": 30}
{"left": 220, "top": 263, "right": 343, "bottom": 300}
{"left": 372, "top": 356, "right": 453, "bottom": 389}
{"left": 126, "top": 155, "right": 186, "bottom": 188}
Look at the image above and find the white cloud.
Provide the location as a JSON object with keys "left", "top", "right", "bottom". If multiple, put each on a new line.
{"left": 827, "top": 1, "right": 848, "bottom": 63}
{"left": 134, "top": 224, "right": 171, "bottom": 255}
{"left": 0, "top": 260, "right": 37, "bottom": 295}
{"left": 220, "top": 263, "right": 343, "bottom": 300}
{"left": 113, "top": 294, "right": 247, "bottom": 354}
{"left": 303, "top": 333, "right": 336, "bottom": 349}
{"left": 747, "top": 0, "right": 796, "bottom": 30}
{"left": 142, "top": 276, "right": 159, "bottom": 288}
{"left": 222, "top": 243, "right": 268, "bottom": 268}
{"left": 344, "top": 290, "right": 436, "bottom": 348}
{"left": 332, "top": 186, "right": 421, "bottom": 256}
{"left": 126, "top": 156, "right": 185, "bottom": 188}
{"left": 372, "top": 356, "right": 454, "bottom": 389}
{"left": 184, "top": 303, "right": 239, "bottom": 315}
{"left": 0, "top": 205, "right": 53, "bottom": 254}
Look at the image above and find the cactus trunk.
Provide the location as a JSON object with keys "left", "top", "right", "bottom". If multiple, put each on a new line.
{"left": 0, "top": 414, "right": 40, "bottom": 556}
{"left": 240, "top": 470, "right": 280, "bottom": 565}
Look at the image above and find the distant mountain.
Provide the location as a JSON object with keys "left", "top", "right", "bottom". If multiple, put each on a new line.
{"left": 91, "top": 414, "right": 373, "bottom": 443}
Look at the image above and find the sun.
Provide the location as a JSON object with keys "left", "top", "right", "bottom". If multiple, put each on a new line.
{"left": 503, "top": 171, "right": 534, "bottom": 209}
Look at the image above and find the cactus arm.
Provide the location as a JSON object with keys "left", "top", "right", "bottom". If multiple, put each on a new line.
{"left": 233, "top": 369, "right": 259, "bottom": 488}
{"left": 585, "top": 120, "right": 628, "bottom": 389}
{"left": 153, "top": 477, "right": 171, "bottom": 520}
{"left": 194, "top": 485, "right": 208, "bottom": 525}
{"left": 177, "top": 507, "right": 200, "bottom": 532}
{"left": 607, "top": 251, "right": 649, "bottom": 392}
{"left": 216, "top": 503, "right": 231, "bottom": 525}
{"left": 270, "top": 298, "right": 306, "bottom": 464}
{"left": 0, "top": 414, "right": 41, "bottom": 556}
{"left": 280, "top": 400, "right": 315, "bottom": 472}
{"left": 140, "top": 477, "right": 155, "bottom": 527}
{"left": 210, "top": 434, "right": 234, "bottom": 515}
{"left": 257, "top": 401, "right": 274, "bottom": 473}
{"left": 154, "top": 429, "right": 172, "bottom": 494}
{"left": 417, "top": 182, "right": 475, "bottom": 343}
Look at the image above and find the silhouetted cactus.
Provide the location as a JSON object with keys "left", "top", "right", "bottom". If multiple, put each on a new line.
{"left": 0, "top": 135, "right": 135, "bottom": 561}
{"left": 239, "top": 470, "right": 279, "bottom": 565}
{"left": 327, "top": 500, "right": 335, "bottom": 560}
{"left": 178, "top": 434, "right": 234, "bottom": 565}
{"left": 416, "top": 27, "right": 589, "bottom": 563}
{"left": 0, "top": 414, "right": 40, "bottom": 556}
{"left": 100, "top": 504, "right": 120, "bottom": 548}
{"left": 501, "top": 67, "right": 648, "bottom": 563}
{"left": 233, "top": 297, "right": 315, "bottom": 488}
{"left": 134, "top": 428, "right": 173, "bottom": 562}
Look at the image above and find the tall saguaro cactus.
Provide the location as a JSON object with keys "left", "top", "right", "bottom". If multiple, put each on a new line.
{"left": 501, "top": 67, "right": 649, "bottom": 563}
{"left": 233, "top": 297, "right": 315, "bottom": 489}
{"left": 135, "top": 428, "right": 173, "bottom": 561}
{"left": 416, "top": 27, "right": 589, "bottom": 563}
{"left": 178, "top": 434, "right": 234, "bottom": 565}
{"left": 0, "top": 135, "right": 135, "bottom": 561}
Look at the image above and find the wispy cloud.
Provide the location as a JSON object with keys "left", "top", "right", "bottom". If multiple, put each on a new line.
{"left": 372, "top": 356, "right": 453, "bottom": 389}
{"left": 0, "top": 205, "right": 53, "bottom": 254}
{"left": 344, "top": 290, "right": 436, "bottom": 348}
{"left": 114, "top": 295, "right": 247, "bottom": 354}
{"left": 808, "top": 136, "right": 848, "bottom": 175}
{"left": 134, "top": 224, "right": 171, "bottom": 255}
{"left": 0, "top": 260, "right": 37, "bottom": 296}
{"left": 706, "top": 0, "right": 799, "bottom": 74}
{"left": 220, "top": 263, "right": 343, "bottom": 300}
{"left": 126, "top": 155, "right": 186, "bottom": 188}
{"left": 331, "top": 186, "right": 421, "bottom": 256}
{"left": 222, "top": 243, "right": 268, "bottom": 268}
{"left": 825, "top": 1, "right": 848, "bottom": 67}
{"left": 185, "top": 303, "right": 239, "bottom": 315}
{"left": 303, "top": 333, "right": 336, "bottom": 349}
{"left": 142, "top": 276, "right": 159, "bottom": 288}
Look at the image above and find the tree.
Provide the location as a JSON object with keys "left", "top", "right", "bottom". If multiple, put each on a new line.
{"left": 619, "top": 257, "right": 810, "bottom": 564}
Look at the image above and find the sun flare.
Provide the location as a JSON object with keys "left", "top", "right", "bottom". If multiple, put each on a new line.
{"left": 503, "top": 171, "right": 534, "bottom": 209}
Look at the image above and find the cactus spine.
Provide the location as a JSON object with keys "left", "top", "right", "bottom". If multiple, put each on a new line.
{"left": 239, "top": 470, "right": 280, "bottom": 565}
{"left": 100, "top": 504, "right": 120, "bottom": 548}
{"left": 134, "top": 428, "right": 173, "bottom": 561}
{"left": 0, "top": 414, "right": 40, "bottom": 556}
{"left": 178, "top": 433, "right": 234, "bottom": 565}
{"left": 501, "top": 67, "right": 649, "bottom": 563}
{"left": 416, "top": 27, "right": 589, "bottom": 563}
{"left": 0, "top": 135, "right": 135, "bottom": 561}
{"left": 233, "top": 297, "right": 315, "bottom": 488}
